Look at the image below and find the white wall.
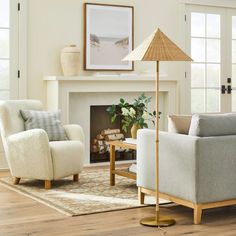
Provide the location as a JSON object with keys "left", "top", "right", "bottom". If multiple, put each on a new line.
{"left": 27, "top": 0, "right": 186, "bottom": 111}
{"left": 0, "top": 0, "right": 187, "bottom": 169}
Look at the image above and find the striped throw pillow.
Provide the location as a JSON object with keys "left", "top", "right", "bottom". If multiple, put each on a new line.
{"left": 20, "top": 110, "right": 68, "bottom": 141}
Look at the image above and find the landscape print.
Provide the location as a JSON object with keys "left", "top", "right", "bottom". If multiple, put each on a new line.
{"left": 85, "top": 4, "right": 133, "bottom": 70}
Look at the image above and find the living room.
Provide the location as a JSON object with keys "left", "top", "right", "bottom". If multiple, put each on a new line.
{"left": 0, "top": 0, "right": 236, "bottom": 235}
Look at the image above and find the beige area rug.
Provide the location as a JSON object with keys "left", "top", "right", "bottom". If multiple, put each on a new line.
{"left": 0, "top": 169, "right": 169, "bottom": 216}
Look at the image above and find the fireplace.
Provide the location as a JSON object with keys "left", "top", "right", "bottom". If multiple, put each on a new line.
{"left": 44, "top": 75, "right": 178, "bottom": 165}
{"left": 90, "top": 105, "right": 136, "bottom": 163}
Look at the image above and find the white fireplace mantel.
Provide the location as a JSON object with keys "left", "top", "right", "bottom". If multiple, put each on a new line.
{"left": 44, "top": 75, "right": 179, "bottom": 164}
{"left": 44, "top": 75, "right": 179, "bottom": 123}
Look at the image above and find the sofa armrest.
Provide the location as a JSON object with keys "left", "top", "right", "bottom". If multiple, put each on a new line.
{"left": 7, "top": 129, "right": 53, "bottom": 180}
{"left": 64, "top": 124, "right": 84, "bottom": 143}
{"left": 196, "top": 135, "right": 236, "bottom": 203}
{"left": 137, "top": 129, "right": 200, "bottom": 203}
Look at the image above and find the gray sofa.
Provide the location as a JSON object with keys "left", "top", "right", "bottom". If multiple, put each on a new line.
{"left": 137, "top": 114, "right": 236, "bottom": 224}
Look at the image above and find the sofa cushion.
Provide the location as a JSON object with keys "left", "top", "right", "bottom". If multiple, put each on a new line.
{"left": 189, "top": 113, "right": 236, "bottom": 137}
{"left": 168, "top": 115, "right": 192, "bottom": 134}
{"left": 20, "top": 110, "right": 68, "bottom": 141}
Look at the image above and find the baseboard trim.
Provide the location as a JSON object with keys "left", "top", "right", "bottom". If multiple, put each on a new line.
{"left": 0, "top": 168, "right": 9, "bottom": 172}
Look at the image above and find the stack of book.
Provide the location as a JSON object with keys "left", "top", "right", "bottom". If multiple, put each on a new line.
{"left": 128, "top": 163, "right": 137, "bottom": 173}
{"left": 123, "top": 138, "right": 137, "bottom": 145}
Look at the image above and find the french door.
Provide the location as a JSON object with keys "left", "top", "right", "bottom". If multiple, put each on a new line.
{"left": 0, "top": 0, "right": 21, "bottom": 169}
{"left": 186, "top": 5, "right": 236, "bottom": 113}
{"left": 0, "top": 0, "right": 19, "bottom": 100}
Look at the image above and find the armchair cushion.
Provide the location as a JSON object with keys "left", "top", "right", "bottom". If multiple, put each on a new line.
{"left": 20, "top": 110, "right": 68, "bottom": 141}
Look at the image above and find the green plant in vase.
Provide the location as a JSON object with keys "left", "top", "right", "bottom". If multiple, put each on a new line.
{"left": 106, "top": 93, "right": 159, "bottom": 139}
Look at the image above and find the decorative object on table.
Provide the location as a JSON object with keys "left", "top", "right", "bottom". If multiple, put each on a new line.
{"left": 123, "top": 28, "right": 192, "bottom": 227}
{"left": 106, "top": 93, "right": 157, "bottom": 139}
{"left": 0, "top": 169, "right": 168, "bottom": 216}
{"left": 130, "top": 123, "right": 140, "bottom": 139}
{"left": 84, "top": 3, "right": 134, "bottom": 71}
{"left": 61, "top": 45, "right": 80, "bottom": 76}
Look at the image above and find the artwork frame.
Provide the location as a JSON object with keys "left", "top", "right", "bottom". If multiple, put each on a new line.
{"left": 84, "top": 3, "right": 134, "bottom": 71}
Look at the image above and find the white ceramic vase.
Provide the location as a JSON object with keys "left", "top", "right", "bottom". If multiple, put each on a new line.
{"left": 61, "top": 45, "right": 80, "bottom": 76}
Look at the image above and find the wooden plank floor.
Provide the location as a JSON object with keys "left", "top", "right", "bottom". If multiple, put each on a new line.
{"left": 0, "top": 171, "right": 236, "bottom": 236}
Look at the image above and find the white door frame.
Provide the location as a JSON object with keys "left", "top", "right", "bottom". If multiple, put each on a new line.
{"left": 18, "top": 0, "right": 27, "bottom": 99}
{"left": 0, "top": 0, "right": 27, "bottom": 170}
{"left": 10, "top": 0, "right": 27, "bottom": 99}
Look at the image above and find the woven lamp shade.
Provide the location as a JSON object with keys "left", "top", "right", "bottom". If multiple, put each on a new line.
{"left": 123, "top": 28, "right": 192, "bottom": 62}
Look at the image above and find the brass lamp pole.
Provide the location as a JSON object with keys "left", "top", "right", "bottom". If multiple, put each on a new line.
{"left": 123, "top": 28, "right": 192, "bottom": 227}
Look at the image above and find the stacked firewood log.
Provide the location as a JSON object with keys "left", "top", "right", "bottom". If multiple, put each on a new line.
{"left": 91, "top": 128, "right": 125, "bottom": 153}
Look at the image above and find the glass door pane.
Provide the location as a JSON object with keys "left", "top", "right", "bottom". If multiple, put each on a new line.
{"left": 190, "top": 11, "right": 221, "bottom": 113}
{"left": 0, "top": 0, "right": 9, "bottom": 100}
{"left": 0, "top": 0, "right": 9, "bottom": 28}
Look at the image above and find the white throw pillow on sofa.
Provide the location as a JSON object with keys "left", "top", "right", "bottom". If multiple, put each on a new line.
{"left": 168, "top": 115, "right": 192, "bottom": 134}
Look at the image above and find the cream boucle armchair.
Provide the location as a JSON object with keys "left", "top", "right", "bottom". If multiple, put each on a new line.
{"left": 0, "top": 100, "right": 84, "bottom": 189}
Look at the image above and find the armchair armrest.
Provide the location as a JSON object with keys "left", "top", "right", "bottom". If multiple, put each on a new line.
{"left": 7, "top": 129, "right": 53, "bottom": 180}
{"left": 64, "top": 124, "right": 84, "bottom": 143}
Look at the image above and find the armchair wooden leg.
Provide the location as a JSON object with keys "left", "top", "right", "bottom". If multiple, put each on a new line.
{"left": 45, "top": 180, "right": 52, "bottom": 189}
{"left": 73, "top": 174, "right": 79, "bottom": 182}
{"left": 194, "top": 205, "right": 202, "bottom": 224}
{"left": 13, "top": 177, "right": 21, "bottom": 185}
{"left": 138, "top": 187, "right": 145, "bottom": 204}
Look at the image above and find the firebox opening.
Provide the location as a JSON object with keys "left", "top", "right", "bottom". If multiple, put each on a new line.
{"left": 90, "top": 105, "right": 135, "bottom": 163}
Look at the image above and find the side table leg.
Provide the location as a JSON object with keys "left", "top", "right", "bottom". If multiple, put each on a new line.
{"left": 110, "top": 145, "right": 115, "bottom": 186}
{"left": 138, "top": 187, "right": 145, "bottom": 204}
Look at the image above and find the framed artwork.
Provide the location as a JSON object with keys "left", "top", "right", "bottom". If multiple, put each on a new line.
{"left": 84, "top": 3, "right": 134, "bottom": 71}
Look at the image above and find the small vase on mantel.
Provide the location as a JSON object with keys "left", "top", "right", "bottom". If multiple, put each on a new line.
{"left": 130, "top": 123, "right": 141, "bottom": 139}
{"left": 61, "top": 45, "right": 80, "bottom": 76}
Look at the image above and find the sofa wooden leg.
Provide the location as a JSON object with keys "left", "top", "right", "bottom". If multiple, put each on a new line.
{"left": 13, "top": 177, "right": 21, "bottom": 185}
{"left": 138, "top": 187, "right": 145, "bottom": 204}
{"left": 45, "top": 180, "right": 52, "bottom": 189}
{"left": 194, "top": 205, "right": 202, "bottom": 224}
{"left": 73, "top": 174, "right": 79, "bottom": 182}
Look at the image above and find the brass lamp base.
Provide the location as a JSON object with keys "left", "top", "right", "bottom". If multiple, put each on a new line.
{"left": 140, "top": 216, "right": 175, "bottom": 227}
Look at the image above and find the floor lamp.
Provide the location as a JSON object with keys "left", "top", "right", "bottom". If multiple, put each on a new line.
{"left": 123, "top": 28, "right": 192, "bottom": 227}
